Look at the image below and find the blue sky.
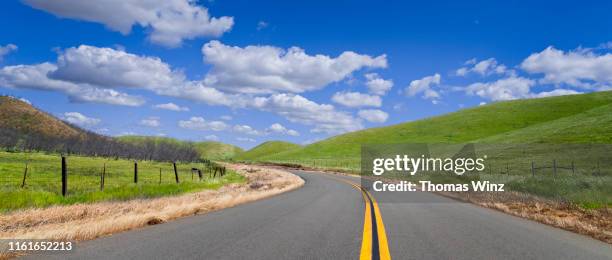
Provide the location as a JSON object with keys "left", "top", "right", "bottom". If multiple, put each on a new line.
{"left": 0, "top": 0, "right": 611, "bottom": 149}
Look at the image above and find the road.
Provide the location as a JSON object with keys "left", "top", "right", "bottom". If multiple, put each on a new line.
{"left": 26, "top": 170, "right": 612, "bottom": 260}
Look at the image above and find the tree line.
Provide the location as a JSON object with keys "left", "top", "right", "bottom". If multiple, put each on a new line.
{"left": 0, "top": 127, "right": 200, "bottom": 162}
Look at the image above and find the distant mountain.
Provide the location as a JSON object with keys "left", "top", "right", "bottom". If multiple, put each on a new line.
{"left": 234, "top": 141, "right": 302, "bottom": 161}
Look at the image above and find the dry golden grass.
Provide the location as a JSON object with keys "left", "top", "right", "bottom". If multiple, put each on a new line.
{"left": 0, "top": 164, "right": 304, "bottom": 258}
{"left": 445, "top": 191, "right": 612, "bottom": 244}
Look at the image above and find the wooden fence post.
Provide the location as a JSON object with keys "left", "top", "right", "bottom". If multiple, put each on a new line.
{"left": 100, "top": 163, "right": 105, "bottom": 191}
{"left": 173, "top": 162, "right": 179, "bottom": 183}
{"left": 531, "top": 161, "right": 535, "bottom": 177}
{"left": 134, "top": 161, "right": 138, "bottom": 183}
{"left": 61, "top": 156, "right": 67, "bottom": 197}
{"left": 21, "top": 163, "right": 28, "bottom": 188}
{"left": 159, "top": 168, "right": 162, "bottom": 184}
{"left": 198, "top": 169, "right": 202, "bottom": 180}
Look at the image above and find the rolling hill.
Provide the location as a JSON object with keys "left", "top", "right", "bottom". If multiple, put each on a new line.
{"left": 118, "top": 136, "right": 243, "bottom": 160}
{"left": 0, "top": 96, "right": 82, "bottom": 138}
{"left": 260, "top": 91, "right": 612, "bottom": 162}
{"left": 234, "top": 141, "right": 301, "bottom": 161}
{"left": 193, "top": 141, "right": 244, "bottom": 160}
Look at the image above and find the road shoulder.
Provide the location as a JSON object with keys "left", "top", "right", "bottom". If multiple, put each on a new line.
{"left": 0, "top": 164, "right": 304, "bottom": 259}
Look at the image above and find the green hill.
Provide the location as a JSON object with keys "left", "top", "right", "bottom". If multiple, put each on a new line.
{"left": 480, "top": 102, "right": 612, "bottom": 143}
{"left": 193, "top": 141, "right": 244, "bottom": 160}
{"left": 118, "top": 136, "right": 243, "bottom": 160}
{"left": 234, "top": 141, "right": 301, "bottom": 161}
{"left": 263, "top": 91, "right": 612, "bottom": 161}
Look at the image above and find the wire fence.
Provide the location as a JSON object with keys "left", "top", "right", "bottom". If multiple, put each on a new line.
{"left": 0, "top": 153, "right": 227, "bottom": 196}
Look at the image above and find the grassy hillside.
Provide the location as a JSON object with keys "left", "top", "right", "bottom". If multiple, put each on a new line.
{"left": 248, "top": 91, "right": 612, "bottom": 209}
{"left": 118, "top": 136, "right": 243, "bottom": 160}
{"left": 0, "top": 96, "right": 81, "bottom": 138}
{"left": 193, "top": 141, "right": 244, "bottom": 160}
{"left": 265, "top": 91, "right": 612, "bottom": 161}
{"left": 480, "top": 102, "right": 612, "bottom": 143}
{"left": 234, "top": 141, "right": 301, "bottom": 161}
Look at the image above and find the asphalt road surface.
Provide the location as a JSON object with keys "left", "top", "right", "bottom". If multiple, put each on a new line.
{"left": 25, "top": 170, "right": 612, "bottom": 260}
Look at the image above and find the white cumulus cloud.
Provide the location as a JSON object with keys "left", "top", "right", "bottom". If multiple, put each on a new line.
{"left": 267, "top": 123, "right": 300, "bottom": 136}
{"left": 233, "top": 124, "right": 263, "bottom": 136}
{"left": 139, "top": 117, "right": 161, "bottom": 127}
{"left": 63, "top": 112, "right": 100, "bottom": 127}
{"left": 466, "top": 76, "right": 535, "bottom": 101}
{"left": 0, "top": 62, "right": 144, "bottom": 106}
{"left": 465, "top": 76, "right": 580, "bottom": 101}
{"left": 520, "top": 46, "right": 612, "bottom": 89}
{"left": 364, "top": 73, "right": 393, "bottom": 95}
{"left": 456, "top": 58, "right": 509, "bottom": 77}
{"left": 0, "top": 45, "right": 245, "bottom": 107}
{"left": 331, "top": 91, "right": 382, "bottom": 108}
{"left": 23, "top": 0, "right": 234, "bottom": 47}
{"left": 358, "top": 109, "right": 388, "bottom": 123}
{"left": 154, "top": 102, "right": 189, "bottom": 111}
{"left": 405, "top": 73, "right": 441, "bottom": 102}
{"left": 252, "top": 93, "right": 363, "bottom": 134}
{"left": 1, "top": 44, "right": 384, "bottom": 134}
{"left": 178, "top": 117, "right": 227, "bottom": 131}
{"left": 50, "top": 45, "right": 186, "bottom": 89}
{"left": 201, "top": 40, "right": 387, "bottom": 94}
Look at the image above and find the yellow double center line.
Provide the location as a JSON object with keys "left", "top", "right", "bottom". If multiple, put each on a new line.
{"left": 323, "top": 174, "right": 391, "bottom": 260}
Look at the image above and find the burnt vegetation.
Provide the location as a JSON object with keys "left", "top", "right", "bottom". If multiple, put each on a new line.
{"left": 0, "top": 96, "right": 199, "bottom": 162}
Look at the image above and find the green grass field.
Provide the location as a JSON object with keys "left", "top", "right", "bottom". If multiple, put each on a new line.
{"left": 233, "top": 141, "right": 301, "bottom": 161}
{"left": 0, "top": 151, "right": 245, "bottom": 211}
{"left": 235, "top": 92, "right": 612, "bottom": 208}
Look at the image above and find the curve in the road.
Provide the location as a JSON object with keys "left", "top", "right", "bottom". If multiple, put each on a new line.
{"left": 321, "top": 173, "right": 391, "bottom": 260}
{"left": 22, "top": 170, "right": 612, "bottom": 260}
